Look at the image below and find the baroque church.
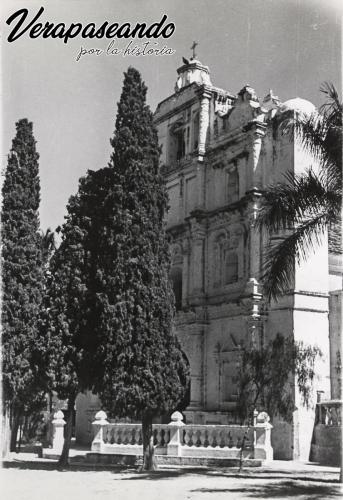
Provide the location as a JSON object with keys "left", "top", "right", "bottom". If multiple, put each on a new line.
{"left": 75, "top": 56, "right": 342, "bottom": 461}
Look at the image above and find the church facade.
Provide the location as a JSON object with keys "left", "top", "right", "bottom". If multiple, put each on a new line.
{"left": 75, "top": 57, "right": 341, "bottom": 461}
{"left": 153, "top": 57, "right": 335, "bottom": 460}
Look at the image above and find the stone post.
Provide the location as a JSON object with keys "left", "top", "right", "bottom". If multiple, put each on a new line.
{"left": 91, "top": 410, "right": 109, "bottom": 453}
{"left": 51, "top": 410, "right": 66, "bottom": 452}
{"left": 167, "top": 411, "right": 185, "bottom": 457}
{"left": 253, "top": 412, "right": 273, "bottom": 461}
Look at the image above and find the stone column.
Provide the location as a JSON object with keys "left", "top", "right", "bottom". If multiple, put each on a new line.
{"left": 51, "top": 410, "right": 66, "bottom": 452}
{"left": 197, "top": 88, "right": 212, "bottom": 159}
{"left": 247, "top": 194, "right": 262, "bottom": 280}
{"left": 167, "top": 411, "right": 185, "bottom": 456}
{"left": 253, "top": 412, "right": 273, "bottom": 461}
{"left": 91, "top": 410, "right": 109, "bottom": 453}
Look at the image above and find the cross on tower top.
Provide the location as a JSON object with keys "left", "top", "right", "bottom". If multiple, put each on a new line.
{"left": 190, "top": 41, "right": 198, "bottom": 59}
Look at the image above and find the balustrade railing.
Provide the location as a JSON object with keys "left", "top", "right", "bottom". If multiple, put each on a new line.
{"left": 102, "top": 423, "right": 171, "bottom": 447}
{"left": 316, "top": 400, "right": 342, "bottom": 426}
{"left": 85, "top": 410, "right": 273, "bottom": 460}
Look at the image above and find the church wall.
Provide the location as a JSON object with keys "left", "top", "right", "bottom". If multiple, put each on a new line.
{"left": 329, "top": 290, "right": 342, "bottom": 399}
{"left": 265, "top": 307, "right": 294, "bottom": 459}
{"left": 294, "top": 238, "right": 329, "bottom": 294}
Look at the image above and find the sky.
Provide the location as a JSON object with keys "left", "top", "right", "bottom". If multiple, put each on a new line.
{"left": 1, "top": 0, "right": 342, "bottom": 232}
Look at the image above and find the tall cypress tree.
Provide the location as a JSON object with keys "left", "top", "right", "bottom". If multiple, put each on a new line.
{"left": 1, "top": 119, "right": 45, "bottom": 453}
{"left": 97, "top": 67, "right": 189, "bottom": 470}
{"left": 47, "top": 167, "right": 112, "bottom": 466}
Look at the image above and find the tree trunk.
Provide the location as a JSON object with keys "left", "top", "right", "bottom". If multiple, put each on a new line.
{"left": 10, "top": 409, "right": 21, "bottom": 452}
{"left": 57, "top": 395, "right": 75, "bottom": 467}
{"left": 142, "top": 414, "right": 157, "bottom": 471}
{"left": 1, "top": 404, "right": 11, "bottom": 458}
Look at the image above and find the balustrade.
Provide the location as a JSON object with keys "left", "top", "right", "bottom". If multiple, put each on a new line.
{"left": 316, "top": 400, "right": 342, "bottom": 426}
{"left": 88, "top": 410, "right": 273, "bottom": 460}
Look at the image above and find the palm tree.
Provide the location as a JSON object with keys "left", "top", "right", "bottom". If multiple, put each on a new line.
{"left": 257, "top": 82, "right": 342, "bottom": 301}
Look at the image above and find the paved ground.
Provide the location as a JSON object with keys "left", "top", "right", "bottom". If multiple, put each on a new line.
{"left": 1, "top": 455, "right": 342, "bottom": 500}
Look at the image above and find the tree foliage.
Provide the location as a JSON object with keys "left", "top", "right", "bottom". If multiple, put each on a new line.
{"left": 1, "top": 119, "right": 46, "bottom": 451}
{"left": 236, "top": 333, "right": 322, "bottom": 423}
{"left": 95, "top": 67, "right": 189, "bottom": 469}
{"left": 47, "top": 68, "right": 189, "bottom": 468}
{"left": 257, "top": 83, "right": 342, "bottom": 300}
{"left": 46, "top": 168, "right": 112, "bottom": 464}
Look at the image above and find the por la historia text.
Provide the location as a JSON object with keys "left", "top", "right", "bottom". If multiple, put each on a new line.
{"left": 77, "top": 41, "right": 175, "bottom": 61}
{"left": 6, "top": 7, "right": 175, "bottom": 44}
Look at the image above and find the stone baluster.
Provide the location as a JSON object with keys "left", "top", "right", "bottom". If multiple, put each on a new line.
{"left": 118, "top": 427, "right": 124, "bottom": 444}
{"left": 206, "top": 428, "right": 212, "bottom": 448}
{"left": 132, "top": 426, "right": 138, "bottom": 445}
{"left": 228, "top": 432, "right": 234, "bottom": 448}
{"left": 199, "top": 428, "right": 206, "bottom": 447}
{"left": 155, "top": 427, "right": 161, "bottom": 446}
{"left": 112, "top": 425, "right": 118, "bottom": 444}
{"left": 51, "top": 410, "right": 66, "bottom": 452}
{"left": 162, "top": 428, "right": 168, "bottom": 446}
{"left": 167, "top": 411, "right": 185, "bottom": 457}
{"left": 253, "top": 412, "right": 273, "bottom": 461}
{"left": 195, "top": 429, "right": 201, "bottom": 446}
{"left": 91, "top": 410, "right": 109, "bottom": 453}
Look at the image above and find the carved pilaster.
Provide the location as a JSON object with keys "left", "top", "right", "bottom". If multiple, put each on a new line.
{"left": 197, "top": 88, "right": 212, "bottom": 160}
{"left": 240, "top": 278, "right": 265, "bottom": 348}
{"left": 245, "top": 121, "right": 266, "bottom": 190}
{"left": 190, "top": 220, "right": 206, "bottom": 294}
{"left": 246, "top": 193, "right": 263, "bottom": 280}
{"left": 182, "top": 237, "right": 191, "bottom": 306}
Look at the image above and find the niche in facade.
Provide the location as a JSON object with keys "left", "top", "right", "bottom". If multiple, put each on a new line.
{"left": 170, "top": 266, "right": 183, "bottom": 311}
{"left": 192, "top": 112, "right": 199, "bottom": 150}
{"left": 225, "top": 252, "right": 238, "bottom": 284}
{"left": 169, "top": 120, "right": 190, "bottom": 164}
{"left": 227, "top": 169, "right": 239, "bottom": 203}
{"left": 213, "top": 234, "right": 239, "bottom": 288}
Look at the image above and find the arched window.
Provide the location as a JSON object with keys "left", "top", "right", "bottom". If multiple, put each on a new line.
{"left": 225, "top": 252, "right": 238, "bottom": 284}
{"left": 170, "top": 267, "right": 183, "bottom": 311}
{"left": 228, "top": 170, "right": 239, "bottom": 203}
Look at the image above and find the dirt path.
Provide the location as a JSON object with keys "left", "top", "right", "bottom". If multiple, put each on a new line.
{"left": 1, "top": 464, "right": 341, "bottom": 500}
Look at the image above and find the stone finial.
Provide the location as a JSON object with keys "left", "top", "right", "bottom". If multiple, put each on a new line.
{"left": 95, "top": 410, "right": 107, "bottom": 423}
{"left": 256, "top": 411, "right": 270, "bottom": 424}
{"left": 170, "top": 411, "right": 184, "bottom": 423}
{"left": 238, "top": 85, "right": 259, "bottom": 102}
{"left": 263, "top": 89, "right": 280, "bottom": 111}
{"left": 52, "top": 410, "right": 66, "bottom": 425}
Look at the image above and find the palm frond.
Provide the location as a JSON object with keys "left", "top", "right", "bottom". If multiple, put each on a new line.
{"left": 257, "top": 169, "right": 339, "bottom": 233}
{"left": 319, "top": 82, "right": 343, "bottom": 125}
{"left": 279, "top": 83, "right": 342, "bottom": 187}
{"left": 262, "top": 211, "right": 330, "bottom": 301}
